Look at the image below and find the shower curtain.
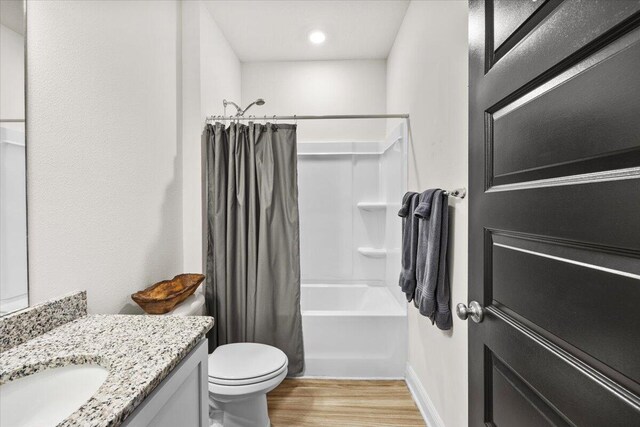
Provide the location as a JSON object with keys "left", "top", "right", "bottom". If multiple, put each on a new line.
{"left": 204, "top": 122, "right": 304, "bottom": 376}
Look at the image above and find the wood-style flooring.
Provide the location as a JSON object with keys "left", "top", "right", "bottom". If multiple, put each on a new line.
{"left": 267, "top": 379, "right": 426, "bottom": 427}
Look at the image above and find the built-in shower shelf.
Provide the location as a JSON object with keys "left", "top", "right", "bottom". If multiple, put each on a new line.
{"left": 357, "top": 247, "right": 387, "bottom": 258}
{"left": 356, "top": 202, "right": 387, "bottom": 211}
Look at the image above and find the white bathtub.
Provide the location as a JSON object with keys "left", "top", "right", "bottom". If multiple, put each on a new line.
{"left": 301, "top": 284, "right": 407, "bottom": 378}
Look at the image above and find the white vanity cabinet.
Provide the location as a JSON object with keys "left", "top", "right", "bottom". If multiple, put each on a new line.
{"left": 122, "top": 339, "right": 209, "bottom": 427}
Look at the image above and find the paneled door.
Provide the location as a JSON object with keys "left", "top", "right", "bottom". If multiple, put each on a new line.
{"left": 467, "top": 1, "right": 640, "bottom": 425}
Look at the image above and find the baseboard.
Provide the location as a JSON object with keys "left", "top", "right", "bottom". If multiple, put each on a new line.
{"left": 405, "top": 363, "right": 446, "bottom": 427}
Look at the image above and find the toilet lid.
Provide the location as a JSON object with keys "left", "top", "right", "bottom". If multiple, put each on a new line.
{"left": 208, "top": 343, "right": 288, "bottom": 385}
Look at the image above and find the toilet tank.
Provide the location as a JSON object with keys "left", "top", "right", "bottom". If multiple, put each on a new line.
{"left": 162, "top": 292, "right": 206, "bottom": 316}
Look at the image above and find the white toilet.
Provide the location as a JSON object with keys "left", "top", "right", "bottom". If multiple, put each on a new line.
{"left": 164, "top": 292, "right": 287, "bottom": 427}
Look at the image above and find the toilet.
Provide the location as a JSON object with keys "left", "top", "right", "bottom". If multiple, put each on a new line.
{"left": 164, "top": 292, "right": 287, "bottom": 427}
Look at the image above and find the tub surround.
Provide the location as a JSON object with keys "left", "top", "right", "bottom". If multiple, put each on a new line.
{"left": 0, "top": 293, "right": 214, "bottom": 427}
{"left": 301, "top": 283, "right": 406, "bottom": 378}
{"left": 0, "top": 291, "right": 87, "bottom": 352}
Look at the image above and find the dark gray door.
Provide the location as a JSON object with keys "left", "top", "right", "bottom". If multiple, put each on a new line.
{"left": 468, "top": 1, "right": 640, "bottom": 425}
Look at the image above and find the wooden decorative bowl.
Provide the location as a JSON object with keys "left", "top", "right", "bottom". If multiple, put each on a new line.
{"left": 132, "top": 274, "right": 205, "bottom": 314}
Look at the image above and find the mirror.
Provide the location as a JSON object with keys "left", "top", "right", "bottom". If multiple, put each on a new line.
{"left": 0, "top": 0, "right": 27, "bottom": 315}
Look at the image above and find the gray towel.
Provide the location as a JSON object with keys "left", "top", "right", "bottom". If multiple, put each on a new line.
{"left": 414, "top": 189, "right": 452, "bottom": 330}
{"left": 398, "top": 192, "right": 419, "bottom": 301}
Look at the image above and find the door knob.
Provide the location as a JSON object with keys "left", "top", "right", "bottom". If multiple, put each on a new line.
{"left": 456, "top": 301, "right": 484, "bottom": 323}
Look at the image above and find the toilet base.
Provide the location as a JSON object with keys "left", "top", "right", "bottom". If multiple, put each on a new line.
{"left": 209, "top": 393, "right": 271, "bottom": 427}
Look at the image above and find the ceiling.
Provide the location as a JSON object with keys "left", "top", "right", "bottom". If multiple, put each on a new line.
{"left": 204, "top": 1, "right": 410, "bottom": 62}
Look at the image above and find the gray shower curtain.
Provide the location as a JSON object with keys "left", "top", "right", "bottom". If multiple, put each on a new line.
{"left": 204, "top": 122, "right": 304, "bottom": 376}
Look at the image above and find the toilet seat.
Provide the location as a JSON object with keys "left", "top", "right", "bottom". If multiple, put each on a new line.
{"left": 208, "top": 343, "right": 288, "bottom": 386}
{"left": 209, "top": 361, "right": 287, "bottom": 386}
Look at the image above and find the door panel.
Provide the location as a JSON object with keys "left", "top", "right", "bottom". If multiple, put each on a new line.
{"left": 491, "top": 353, "right": 570, "bottom": 427}
{"left": 492, "top": 0, "right": 546, "bottom": 49}
{"left": 485, "top": 317, "right": 639, "bottom": 427}
{"left": 469, "top": 0, "right": 640, "bottom": 425}
{"left": 491, "top": 231, "right": 640, "bottom": 383}
{"left": 479, "top": 0, "right": 640, "bottom": 104}
{"left": 487, "top": 0, "right": 562, "bottom": 70}
{"left": 491, "top": 32, "right": 640, "bottom": 186}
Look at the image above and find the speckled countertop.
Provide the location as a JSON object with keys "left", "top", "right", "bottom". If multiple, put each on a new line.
{"left": 0, "top": 314, "right": 214, "bottom": 427}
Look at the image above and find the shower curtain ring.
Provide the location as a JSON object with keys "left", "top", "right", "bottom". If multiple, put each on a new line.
{"left": 273, "top": 115, "right": 277, "bottom": 124}
{"left": 294, "top": 114, "right": 297, "bottom": 125}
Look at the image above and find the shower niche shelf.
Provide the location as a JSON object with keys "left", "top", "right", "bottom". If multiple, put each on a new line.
{"left": 356, "top": 202, "right": 387, "bottom": 212}
{"left": 357, "top": 247, "right": 387, "bottom": 258}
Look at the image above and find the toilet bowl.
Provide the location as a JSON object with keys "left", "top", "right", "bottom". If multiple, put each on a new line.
{"left": 165, "top": 293, "right": 287, "bottom": 427}
{"left": 208, "top": 343, "right": 287, "bottom": 427}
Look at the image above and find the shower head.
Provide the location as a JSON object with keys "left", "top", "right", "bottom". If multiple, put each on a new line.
{"left": 222, "top": 98, "right": 266, "bottom": 117}
{"left": 242, "top": 98, "right": 266, "bottom": 115}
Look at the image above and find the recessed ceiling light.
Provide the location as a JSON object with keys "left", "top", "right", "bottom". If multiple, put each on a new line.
{"left": 309, "top": 30, "right": 326, "bottom": 45}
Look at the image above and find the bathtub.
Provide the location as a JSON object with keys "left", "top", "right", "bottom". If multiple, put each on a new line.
{"left": 301, "top": 283, "right": 407, "bottom": 378}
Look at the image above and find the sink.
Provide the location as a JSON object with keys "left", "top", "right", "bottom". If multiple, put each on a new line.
{"left": 0, "top": 364, "right": 109, "bottom": 427}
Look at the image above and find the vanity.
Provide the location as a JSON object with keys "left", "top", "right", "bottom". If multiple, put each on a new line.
{"left": 0, "top": 291, "right": 214, "bottom": 427}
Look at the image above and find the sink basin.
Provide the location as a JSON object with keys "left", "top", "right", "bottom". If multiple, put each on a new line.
{"left": 0, "top": 364, "right": 109, "bottom": 427}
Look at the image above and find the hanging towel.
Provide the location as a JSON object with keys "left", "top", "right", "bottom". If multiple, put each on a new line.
{"left": 414, "top": 189, "right": 452, "bottom": 330}
{"left": 398, "top": 192, "right": 420, "bottom": 301}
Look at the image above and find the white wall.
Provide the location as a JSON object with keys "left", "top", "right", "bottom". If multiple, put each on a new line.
{"left": 181, "top": 1, "right": 241, "bottom": 274}
{"left": 387, "top": 1, "right": 469, "bottom": 426}
{"left": 199, "top": 3, "right": 241, "bottom": 125}
{"left": 27, "top": 0, "right": 183, "bottom": 314}
{"left": 241, "top": 60, "right": 387, "bottom": 142}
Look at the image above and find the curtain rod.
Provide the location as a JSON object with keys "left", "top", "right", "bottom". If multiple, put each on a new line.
{"left": 206, "top": 114, "right": 409, "bottom": 121}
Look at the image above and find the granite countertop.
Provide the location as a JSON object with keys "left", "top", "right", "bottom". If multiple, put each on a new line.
{"left": 0, "top": 313, "right": 214, "bottom": 427}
